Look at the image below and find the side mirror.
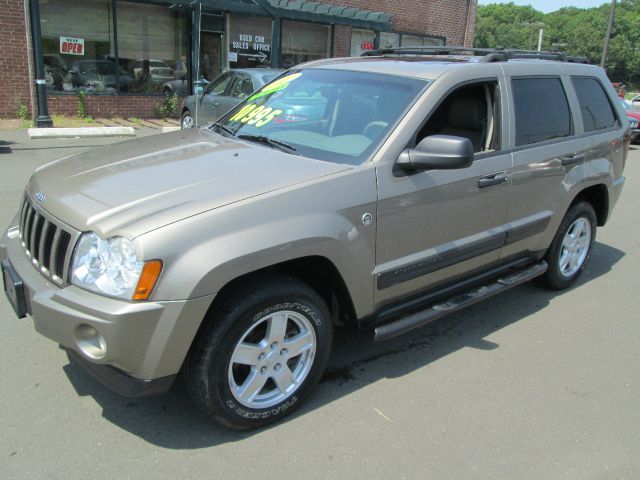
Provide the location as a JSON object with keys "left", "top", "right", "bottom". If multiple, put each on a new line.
{"left": 397, "top": 135, "right": 474, "bottom": 171}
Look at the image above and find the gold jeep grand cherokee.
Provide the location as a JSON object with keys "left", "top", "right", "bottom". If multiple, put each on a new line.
{"left": 2, "top": 47, "right": 628, "bottom": 429}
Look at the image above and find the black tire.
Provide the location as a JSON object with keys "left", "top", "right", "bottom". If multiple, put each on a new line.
{"left": 184, "top": 274, "right": 333, "bottom": 430}
{"left": 181, "top": 110, "right": 194, "bottom": 129}
{"left": 539, "top": 201, "right": 597, "bottom": 290}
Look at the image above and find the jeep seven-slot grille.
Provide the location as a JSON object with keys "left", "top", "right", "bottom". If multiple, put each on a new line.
{"left": 19, "top": 196, "right": 76, "bottom": 286}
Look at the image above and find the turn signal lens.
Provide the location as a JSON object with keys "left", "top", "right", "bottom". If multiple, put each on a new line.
{"left": 132, "top": 260, "right": 163, "bottom": 301}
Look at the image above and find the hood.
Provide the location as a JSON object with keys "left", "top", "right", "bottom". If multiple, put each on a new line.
{"left": 28, "top": 128, "right": 350, "bottom": 238}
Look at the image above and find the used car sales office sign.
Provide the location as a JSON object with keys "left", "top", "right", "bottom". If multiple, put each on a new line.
{"left": 60, "top": 36, "right": 84, "bottom": 55}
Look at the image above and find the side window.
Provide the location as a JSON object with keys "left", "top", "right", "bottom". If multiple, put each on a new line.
{"left": 416, "top": 82, "right": 500, "bottom": 154}
{"left": 512, "top": 77, "right": 572, "bottom": 147}
{"left": 228, "top": 75, "right": 254, "bottom": 99}
{"left": 205, "top": 73, "right": 231, "bottom": 96}
{"left": 572, "top": 77, "right": 618, "bottom": 132}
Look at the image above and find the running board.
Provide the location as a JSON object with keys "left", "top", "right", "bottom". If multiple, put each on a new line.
{"left": 374, "top": 261, "right": 548, "bottom": 342}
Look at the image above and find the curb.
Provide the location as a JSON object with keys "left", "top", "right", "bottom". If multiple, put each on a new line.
{"left": 161, "top": 126, "right": 181, "bottom": 133}
{"left": 28, "top": 127, "right": 136, "bottom": 139}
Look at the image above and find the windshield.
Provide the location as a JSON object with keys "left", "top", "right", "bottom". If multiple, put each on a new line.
{"left": 219, "top": 69, "right": 427, "bottom": 165}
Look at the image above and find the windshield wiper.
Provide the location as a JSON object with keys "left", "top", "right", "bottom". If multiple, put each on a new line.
{"left": 210, "top": 122, "right": 236, "bottom": 137}
{"left": 238, "top": 134, "right": 298, "bottom": 154}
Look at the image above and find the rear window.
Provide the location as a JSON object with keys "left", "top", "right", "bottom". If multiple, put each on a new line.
{"left": 572, "top": 77, "right": 618, "bottom": 132}
{"left": 512, "top": 77, "right": 572, "bottom": 147}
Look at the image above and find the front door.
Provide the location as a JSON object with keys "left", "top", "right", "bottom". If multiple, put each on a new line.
{"left": 374, "top": 78, "right": 512, "bottom": 307}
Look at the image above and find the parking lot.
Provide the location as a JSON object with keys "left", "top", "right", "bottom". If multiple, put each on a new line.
{"left": 1, "top": 129, "right": 639, "bottom": 479}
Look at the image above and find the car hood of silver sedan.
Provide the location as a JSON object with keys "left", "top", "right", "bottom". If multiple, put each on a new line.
{"left": 26, "top": 128, "right": 351, "bottom": 239}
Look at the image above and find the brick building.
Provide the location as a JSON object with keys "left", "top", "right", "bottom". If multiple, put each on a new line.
{"left": 0, "top": 0, "right": 477, "bottom": 121}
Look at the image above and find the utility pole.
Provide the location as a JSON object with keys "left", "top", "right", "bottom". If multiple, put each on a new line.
{"left": 537, "top": 26, "right": 544, "bottom": 52}
{"left": 601, "top": 0, "right": 617, "bottom": 67}
{"left": 523, "top": 22, "right": 544, "bottom": 51}
{"left": 29, "top": 0, "right": 52, "bottom": 127}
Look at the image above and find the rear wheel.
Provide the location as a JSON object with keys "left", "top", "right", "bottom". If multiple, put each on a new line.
{"left": 540, "top": 201, "right": 596, "bottom": 290}
{"left": 184, "top": 275, "right": 332, "bottom": 430}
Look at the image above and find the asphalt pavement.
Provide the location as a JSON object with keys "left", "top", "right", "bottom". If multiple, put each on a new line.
{"left": 1, "top": 130, "right": 639, "bottom": 479}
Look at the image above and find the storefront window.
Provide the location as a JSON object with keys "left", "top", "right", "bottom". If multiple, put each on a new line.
{"left": 401, "top": 35, "right": 444, "bottom": 47}
{"left": 350, "top": 29, "right": 375, "bottom": 56}
{"left": 281, "top": 20, "right": 330, "bottom": 69}
{"left": 228, "top": 15, "right": 272, "bottom": 69}
{"left": 116, "top": 2, "right": 188, "bottom": 94}
{"left": 40, "top": 0, "right": 115, "bottom": 93}
{"left": 380, "top": 32, "right": 400, "bottom": 50}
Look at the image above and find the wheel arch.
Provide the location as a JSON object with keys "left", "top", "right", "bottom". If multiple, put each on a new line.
{"left": 202, "top": 255, "right": 356, "bottom": 326}
{"left": 570, "top": 183, "right": 609, "bottom": 226}
{"left": 183, "top": 255, "right": 357, "bottom": 369}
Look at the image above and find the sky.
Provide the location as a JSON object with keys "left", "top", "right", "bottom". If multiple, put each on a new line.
{"left": 478, "top": 0, "right": 610, "bottom": 13}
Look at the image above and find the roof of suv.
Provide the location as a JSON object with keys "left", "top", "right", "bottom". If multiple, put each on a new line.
{"left": 299, "top": 47, "right": 599, "bottom": 81}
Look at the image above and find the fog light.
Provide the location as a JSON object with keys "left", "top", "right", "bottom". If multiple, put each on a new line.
{"left": 74, "top": 324, "right": 107, "bottom": 359}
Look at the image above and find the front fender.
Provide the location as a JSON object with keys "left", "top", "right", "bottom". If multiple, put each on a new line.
{"left": 137, "top": 166, "right": 378, "bottom": 318}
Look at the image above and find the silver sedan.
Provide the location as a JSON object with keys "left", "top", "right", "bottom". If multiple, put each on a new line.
{"left": 181, "top": 68, "right": 283, "bottom": 128}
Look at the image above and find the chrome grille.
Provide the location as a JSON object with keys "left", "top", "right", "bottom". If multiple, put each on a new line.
{"left": 19, "top": 195, "right": 79, "bottom": 286}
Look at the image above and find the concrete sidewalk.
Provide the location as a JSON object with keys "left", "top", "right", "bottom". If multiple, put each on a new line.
{"left": 0, "top": 125, "right": 163, "bottom": 156}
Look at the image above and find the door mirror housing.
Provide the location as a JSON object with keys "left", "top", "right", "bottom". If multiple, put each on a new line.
{"left": 397, "top": 135, "right": 474, "bottom": 171}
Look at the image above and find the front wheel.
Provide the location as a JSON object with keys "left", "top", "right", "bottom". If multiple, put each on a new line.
{"left": 184, "top": 275, "right": 333, "bottom": 430}
{"left": 540, "top": 201, "right": 596, "bottom": 290}
{"left": 181, "top": 110, "right": 194, "bottom": 129}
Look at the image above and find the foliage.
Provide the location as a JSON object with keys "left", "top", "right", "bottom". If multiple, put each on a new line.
{"left": 155, "top": 93, "right": 179, "bottom": 118}
{"left": 17, "top": 103, "right": 29, "bottom": 121}
{"left": 475, "top": 1, "right": 640, "bottom": 88}
{"left": 76, "top": 91, "right": 87, "bottom": 118}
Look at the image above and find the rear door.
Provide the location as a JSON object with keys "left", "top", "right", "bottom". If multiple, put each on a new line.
{"left": 500, "top": 68, "right": 588, "bottom": 259}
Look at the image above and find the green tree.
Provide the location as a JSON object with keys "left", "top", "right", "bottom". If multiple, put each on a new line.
{"left": 475, "top": 1, "right": 640, "bottom": 87}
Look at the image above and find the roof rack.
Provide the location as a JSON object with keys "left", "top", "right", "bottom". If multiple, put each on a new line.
{"left": 360, "top": 46, "right": 589, "bottom": 64}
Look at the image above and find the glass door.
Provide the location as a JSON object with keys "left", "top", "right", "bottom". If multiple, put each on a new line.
{"left": 199, "top": 32, "right": 223, "bottom": 82}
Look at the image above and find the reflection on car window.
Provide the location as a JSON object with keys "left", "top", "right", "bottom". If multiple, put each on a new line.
{"left": 205, "top": 73, "right": 232, "bottom": 95}
{"left": 228, "top": 76, "right": 254, "bottom": 99}
{"left": 221, "top": 69, "right": 426, "bottom": 165}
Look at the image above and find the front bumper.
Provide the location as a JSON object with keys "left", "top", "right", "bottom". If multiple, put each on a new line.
{"left": 1, "top": 218, "right": 215, "bottom": 396}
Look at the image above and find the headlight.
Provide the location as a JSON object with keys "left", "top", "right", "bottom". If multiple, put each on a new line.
{"left": 629, "top": 118, "right": 638, "bottom": 129}
{"left": 71, "top": 232, "right": 157, "bottom": 300}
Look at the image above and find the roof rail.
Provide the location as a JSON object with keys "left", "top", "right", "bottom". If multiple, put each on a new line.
{"left": 360, "top": 46, "right": 589, "bottom": 64}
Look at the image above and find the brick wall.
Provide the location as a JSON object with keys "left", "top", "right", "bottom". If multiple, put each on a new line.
{"left": 333, "top": 25, "right": 352, "bottom": 57}
{"left": 1, "top": 0, "right": 477, "bottom": 120}
{"left": 47, "top": 95, "right": 171, "bottom": 118}
{"left": 335, "top": 0, "right": 476, "bottom": 46}
{"left": 0, "top": 0, "right": 33, "bottom": 118}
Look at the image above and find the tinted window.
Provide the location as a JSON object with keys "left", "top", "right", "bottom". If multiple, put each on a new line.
{"left": 572, "top": 77, "right": 618, "bottom": 132}
{"left": 512, "top": 78, "right": 572, "bottom": 146}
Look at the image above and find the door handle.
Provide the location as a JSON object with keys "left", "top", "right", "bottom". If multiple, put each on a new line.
{"left": 478, "top": 173, "right": 508, "bottom": 188}
{"left": 560, "top": 153, "right": 585, "bottom": 166}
